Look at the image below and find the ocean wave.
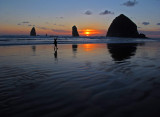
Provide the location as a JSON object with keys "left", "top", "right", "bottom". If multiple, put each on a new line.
{"left": 0, "top": 36, "right": 159, "bottom": 46}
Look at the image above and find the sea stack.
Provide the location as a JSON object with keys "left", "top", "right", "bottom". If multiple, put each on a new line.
{"left": 107, "top": 14, "right": 146, "bottom": 38}
{"left": 72, "top": 25, "right": 79, "bottom": 37}
{"left": 30, "top": 27, "right": 36, "bottom": 36}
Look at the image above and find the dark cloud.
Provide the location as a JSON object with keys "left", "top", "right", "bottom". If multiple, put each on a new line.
{"left": 84, "top": 10, "right": 92, "bottom": 15}
{"left": 142, "top": 22, "right": 150, "bottom": 25}
{"left": 17, "top": 23, "right": 21, "bottom": 25}
{"left": 99, "top": 10, "right": 114, "bottom": 15}
{"left": 123, "top": 0, "right": 138, "bottom": 7}
{"left": 22, "top": 21, "right": 30, "bottom": 24}
{"left": 157, "top": 23, "right": 160, "bottom": 25}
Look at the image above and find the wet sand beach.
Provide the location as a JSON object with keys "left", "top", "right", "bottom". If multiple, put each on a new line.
{"left": 0, "top": 43, "right": 160, "bottom": 117}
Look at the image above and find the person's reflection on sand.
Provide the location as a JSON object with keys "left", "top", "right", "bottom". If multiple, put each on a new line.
{"left": 31, "top": 46, "right": 36, "bottom": 52}
{"left": 72, "top": 44, "right": 78, "bottom": 57}
{"left": 107, "top": 43, "right": 138, "bottom": 62}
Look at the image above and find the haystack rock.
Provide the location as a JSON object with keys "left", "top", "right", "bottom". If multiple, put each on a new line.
{"left": 72, "top": 25, "right": 79, "bottom": 37}
{"left": 107, "top": 14, "right": 146, "bottom": 38}
{"left": 30, "top": 27, "right": 36, "bottom": 36}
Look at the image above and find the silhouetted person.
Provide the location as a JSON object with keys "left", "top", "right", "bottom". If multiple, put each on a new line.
{"left": 54, "top": 38, "right": 58, "bottom": 51}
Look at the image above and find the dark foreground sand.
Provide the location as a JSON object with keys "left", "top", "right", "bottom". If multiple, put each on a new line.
{"left": 0, "top": 43, "right": 160, "bottom": 117}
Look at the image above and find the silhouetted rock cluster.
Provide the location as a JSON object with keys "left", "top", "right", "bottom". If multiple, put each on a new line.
{"left": 107, "top": 14, "right": 146, "bottom": 38}
{"left": 30, "top": 27, "right": 36, "bottom": 36}
{"left": 72, "top": 25, "right": 79, "bottom": 37}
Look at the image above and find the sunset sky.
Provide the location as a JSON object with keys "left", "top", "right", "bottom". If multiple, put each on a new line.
{"left": 0, "top": 0, "right": 160, "bottom": 37}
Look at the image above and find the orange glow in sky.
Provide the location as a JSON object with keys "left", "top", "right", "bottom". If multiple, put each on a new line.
{"left": 81, "top": 29, "right": 100, "bottom": 36}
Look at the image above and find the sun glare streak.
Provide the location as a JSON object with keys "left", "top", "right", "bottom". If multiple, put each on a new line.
{"left": 81, "top": 44, "right": 104, "bottom": 52}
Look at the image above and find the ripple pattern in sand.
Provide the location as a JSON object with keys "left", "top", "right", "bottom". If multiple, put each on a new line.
{"left": 1, "top": 44, "right": 160, "bottom": 117}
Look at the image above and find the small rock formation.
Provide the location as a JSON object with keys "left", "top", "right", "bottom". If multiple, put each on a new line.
{"left": 139, "top": 33, "right": 146, "bottom": 38}
{"left": 30, "top": 27, "right": 36, "bottom": 36}
{"left": 107, "top": 14, "right": 146, "bottom": 38}
{"left": 72, "top": 25, "right": 79, "bottom": 37}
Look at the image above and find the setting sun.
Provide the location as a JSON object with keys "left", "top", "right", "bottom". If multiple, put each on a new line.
{"left": 81, "top": 29, "right": 99, "bottom": 36}
{"left": 85, "top": 32, "right": 90, "bottom": 35}
{"left": 85, "top": 31, "right": 90, "bottom": 36}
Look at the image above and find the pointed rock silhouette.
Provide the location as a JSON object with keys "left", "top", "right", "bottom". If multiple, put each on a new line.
{"left": 30, "top": 27, "right": 36, "bottom": 36}
{"left": 72, "top": 25, "right": 79, "bottom": 37}
{"left": 107, "top": 14, "right": 146, "bottom": 38}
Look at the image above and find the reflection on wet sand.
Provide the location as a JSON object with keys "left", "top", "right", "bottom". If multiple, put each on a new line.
{"left": 54, "top": 48, "right": 58, "bottom": 61}
{"left": 72, "top": 44, "right": 78, "bottom": 57}
{"left": 72, "top": 44, "right": 78, "bottom": 52}
{"left": 31, "top": 46, "right": 36, "bottom": 56}
{"left": 31, "top": 46, "right": 36, "bottom": 52}
{"left": 1, "top": 43, "right": 160, "bottom": 117}
{"left": 107, "top": 43, "right": 138, "bottom": 62}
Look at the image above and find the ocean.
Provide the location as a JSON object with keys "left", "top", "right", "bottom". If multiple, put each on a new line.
{"left": 0, "top": 36, "right": 160, "bottom": 117}
{"left": 0, "top": 35, "right": 158, "bottom": 45}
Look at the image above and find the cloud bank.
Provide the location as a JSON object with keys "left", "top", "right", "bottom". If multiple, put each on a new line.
{"left": 51, "top": 29, "right": 70, "bottom": 33}
{"left": 37, "top": 26, "right": 50, "bottom": 31}
{"left": 54, "top": 24, "right": 65, "bottom": 27}
{"left": 22, "top": 21, "right": 30, "bottom": 24}
{"left": 17, "top": 21, "right": 32, "bottom": 26}
{"left": 56, "top": 17, "right": 64, "bottom": 19}
{"left": 142, "top": 22, "right": 150, "bottom": 25}
{"left": 36, "top": 26, "right": 70, "bottom": 34}
{"left": 139, "top": 30, "right": 160, "bottom": 38}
